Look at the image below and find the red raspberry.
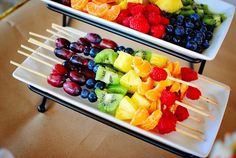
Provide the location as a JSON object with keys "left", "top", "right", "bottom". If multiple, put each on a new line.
{"left": 116, "top": 9, "right": 130, "bottom": 24}
{"left": 175, "top": 106, "right": 189, "bottom": 121}
{"left": 145, "top": 4, "right": 160, "bottom": 14}
{"left": 122, "top": 16, "right": 132, "bottom": 27}
{"left": 155, "top": 113, "right": 176, "bottom": 134}
{"left": 150, "top": 24, "right": 166, "bottom": 39}
{"left": 186, "top": 86, "right": 201, "bottom": 100}
{"left": 147, "top": 12, "right": 161, "bottom": 25}
{"left": 150, "top": 67, "right": 167, "bottom": 81}
{"left": 160, "top": 90, "right": 176, "bottom": 108}
{"left": 129, "top": 14, "right": 150, "bottom": 33}
{"left": 160, "top": 16, "right": 170, "bottom": 25}
{"left": 130, "top": 4, "right": 146, "bottom": 16}
{"left": 181, "top": 67, "right": 198, "bottom": 82}
{"left": 127, "top": 2, "right": 137, "bottom": 10}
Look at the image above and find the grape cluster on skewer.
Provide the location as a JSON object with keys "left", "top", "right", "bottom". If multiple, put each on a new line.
{"left": 11, "top": 24, "right": 220, "bottom": 141}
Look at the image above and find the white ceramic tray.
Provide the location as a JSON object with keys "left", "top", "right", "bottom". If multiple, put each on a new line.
{"left": 42, "top": 0, "right": 235, "bottom": 61}
{"left": 12, "top": 29, "right": 230, "bottom": 157}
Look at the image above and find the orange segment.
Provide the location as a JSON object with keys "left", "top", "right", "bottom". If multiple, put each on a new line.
{"left": 180, "top": 84, "right": 189, "bottom": 100}
{"left": 170, "top": 82, "right": 181, "bottom": 93}
{"left": 87, "top": 2, "right": 109, "bottom": 17}
{"left": 103, "top": 5, "right": 121, "bottom": 21}
{"left": 71, "top": 0, "right": 89, "bottom": 11}
{"left": 140, "top": 109, "right": 162, "bottom": 131}
{"left": 130, "top": 107, "right": 149, "bottom": 126}
{"left": 92, "top": 0, "right": 107, "bottom": 4}
{"left": 172, "top": 62, "right": 181, "bottom": 78}
{"left": 145, "top": 81, "right": 166, "bottom": 101}
{"left": 148, "top": 99, "right": 161, "bottom": 114}
{"left": 137, "top": 77, "right": 154, "bottom": 96}
{"left": 133, "top": 56, "right": 152, "bottom": 78}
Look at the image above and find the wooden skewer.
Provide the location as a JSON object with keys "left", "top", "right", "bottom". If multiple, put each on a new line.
{"left": 28, "top": 38, "right": 54, "bottom": 51}
{"left": 177, "top": 121, "right": 204, "bottom": 135}
{"left": 29, "top": 32, "right": 55, "bottom": 42}
{"left": 51, "top": 25, "right": 74, "bottom": 38}
{"left": 189, "top": 116, "right": 201, "bottom": 123}
{"left": 200, "top": 96, "right": 217, "bottom": 106}
{"left": 46, "top": 29, "right": 69, "bottom": 39}
{"left": 168, "top": 76, "right": 198, "bottom": 88}
{"left": 183, "top": 100, "right": 206, "bottom": 111}
{"left": 176, "top": 100, "right": 213, "bottom": 119}
{"left": 21, "top": 44, "right": 61, "bottom": 64}
{"left": 176, "top": 127, "right": 204, "bottom": 141}
{"left": 52, "top": 23, "right": 86, "bottom": 37}
{"left": 17, "top": 50, "right": 54, "bottom": 67}
{"left": 10, "top": 61, "right": 47, "bottom": 78}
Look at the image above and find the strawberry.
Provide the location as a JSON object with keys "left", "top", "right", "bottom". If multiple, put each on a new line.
{"left": 155, "top": 113, "right": 176, "bottom": 134}
{"left": 160, "top": 90, "right": 176, "bottom": 108}
{"left": 130, "top": 4, "right": 146, "bottom": 16}
{"left": 129, "top": 14, "right": 150, "bottom": 33}
{"left": 150, "top": 24, "right": 166, "bottom": 39}
{"left": 181, "top": 67, "right": 198, "bottom": 82}
{"left": 145, "top": 4, "right": 160, "bottom": 14}
{"left": 116, "top": 9, "right": 130, "bottom": 24}
{"left": 147, "top": 12, "right": 161, "bottom": 25}
{"left": 175, "top": 106, "right": 189, "bottom": 121}
{"left": 186, "top": 86, "right": 201, "bottom": 100}
{"left": 150, "top": 67, "right": 167, "bottom": 81}
{"left": 160, "top": 16, "right": 170, "bottom": 25}
{"left": 122, "top": 16, "right": 132, "bottom": 27}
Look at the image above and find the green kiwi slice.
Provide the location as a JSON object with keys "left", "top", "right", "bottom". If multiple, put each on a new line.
{"left": 94, "top": 49, "right": 118, "bottom": 65}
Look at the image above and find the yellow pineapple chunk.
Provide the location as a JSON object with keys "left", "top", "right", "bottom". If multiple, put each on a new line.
{"left": 114, "top": 51, "right": 133, "bottom": 73}
{"left": 120, "top": 70, "right": 142, "bottom": 93}
{"left": 156, "top": 0, "right": 183, "bottom": 13}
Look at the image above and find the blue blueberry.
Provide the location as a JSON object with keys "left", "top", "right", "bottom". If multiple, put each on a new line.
{"left": 186, "top": 41, "right": 198, "bottom": 51}
{"left": 86, "top": 78, "right": 96, "bottom": 89}
{"left": 93, "top": 64, "right": 100, "bottom": 73}
{"left": 185, "top": 28, "right": 193, "bottom": 35}
{"left": 194, "top": 36, "right": 203, "bottom": 45}
{"left": 194, "top": 21, "right": 201, "bottom": 28}
{"left": 83, "top": 47, "right": 90, "bottom": 56}
{"left": 202, "top": 40, "right": 210, "bottom": 49}
{"left": 190, "top": 13, "right": 200, "bottom": 21}
{"left": 205, "top": 31, "right": 213, "bottom": 40}
{"left": 164, "top": 34, "right": 173, "bottom": 42}
{"left": 196, "top": 46, "right": 204, "bottom": 53}
{"left": 185, "top": 21, "right": 194, "bottom": 28}
{"left": 88, "top": 60, "right": 96, "bottom": 71}
{"left": 81, "top": 89, "right": 90, "bottom": 98}
{"left": 94, "top": 81, "right": 106, "bottom": 90}
{"left": 89, "top": 48, "right": 100, "bottom": 58}
{"left": 200, "top": 26, "right": 207, "bottom": 33}
{"left": 195, "top": 31, "right": 205, "bottom": 39}
{"left": 88, "top": 91, "right": 97, "bottom": 102}
{"left": 172, "top": 36, "right": 181, "bottom": 44}
{"left": 166, "top": 25, "right": 174, "bottom": 33}
{"left": 175, "top": 26, "right": 185, "bottom": 36}
{"left": 176, "top": 15, "right": 184, "bottom": 25}
{"left": 124, "top": 47, "right": 134, "bottom": 54}
{"left": 116, "top": 46, "right": 125, "bottom": 51}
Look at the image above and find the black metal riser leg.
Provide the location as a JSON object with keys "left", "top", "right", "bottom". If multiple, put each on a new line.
{"left": 198, "top": 60, "right": 206, "bottom": 74}
{"left": 37, "top": 96, "right": 48, "bottom": 113}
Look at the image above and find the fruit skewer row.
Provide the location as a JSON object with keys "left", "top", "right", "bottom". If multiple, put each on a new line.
{"left": 27, "top": 33, "right": 215, "bottom": 118}
{"left": 10, "top": 60, "right": 204, "bottom": 141}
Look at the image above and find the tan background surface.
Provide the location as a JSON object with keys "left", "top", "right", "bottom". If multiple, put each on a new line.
{"left": 0, "top": 0, "right": 235, "bottom": 157}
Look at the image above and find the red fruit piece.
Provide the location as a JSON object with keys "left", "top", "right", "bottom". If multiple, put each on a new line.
{"left": 52, "top": 64, "right": 68, "bottom": 76}
{"left": 160, "top": 16, "right": 170, "bottom": 25}
{"left": 147, "top": 12, "right": 161, "bottom": 25}
{"left": 150, "top": 24, "right": 166, "bottom": 39}
{"left": 55, "top": 38, "right": 70, "bottom": 48}
{"left": 160, "top": 90, "right": 176, "bottom": 107}
{"left": 186, "top": 86, "right": 201, "bottom": 100}
{"left": 63, "top": 81, "right": 81, "bottom": 96}
{"left": 181, "top": 67, "right": 198, "bottom": 82}
{"left": 129, "top": 13, "right": 150, "bottom": 33}
{"left": 175, "top": 106, "right": 189, "bottom": 121}
{"left": 130, "top": 4, "right": 145, "bottom": 16}
{"left": 99, "top": 38, "right": 118, "bottom": 49}
{"left": 127, "top": 2, "right": 137, "bottom": 10}
{"left": 145, "top": 4, "right": 160, "bottom": 14}
{"left": 116, "top": 9, "right": 130, "bottom": 24}
{"left": 150, "top": 67, "right": 167, "bottom": 81}
{"left": 47, "top": 73, "right": 66, "bottom": 87}
{"left": 156, "top": 113, "right": 176, "bottom": 134}
{"left": 82, "top": 68, "right": 95, "bottom": 79}
{"left": 122, "top": 16, "right": 132, "bottom": 27}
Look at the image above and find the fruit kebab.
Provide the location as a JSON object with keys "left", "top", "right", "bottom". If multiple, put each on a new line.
{"left": 10, "top": 60, "right": 204, "bottom": 140}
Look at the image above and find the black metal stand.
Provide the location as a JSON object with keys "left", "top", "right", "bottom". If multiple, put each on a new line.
{"left": 37, "top": 96, "right": 47, "bottom": 113}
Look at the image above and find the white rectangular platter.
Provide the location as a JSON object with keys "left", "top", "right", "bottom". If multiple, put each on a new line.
{"left": 12, "top": 29, "right": 230, "bottom": 157}
{"left": 42, "top": 0, "right": 235, "bottom": 61}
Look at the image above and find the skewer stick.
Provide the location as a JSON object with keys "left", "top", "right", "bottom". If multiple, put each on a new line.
{"left": 183, "top": 100, "right": 206, "bottom": 111}
{"left": 52, "top": 23, "right": 86, "bottom": 37}
{"left": 51, "top": 25, "right": 74, "bottom": 38}
{"left": 176, "top": 127, "right": 204, "bottom": 141}
{"left": 29, "top": 32, "right": 55, "bottom": 42}
{"left": 21, "top": 45, "right": 61, "bottom": 64}
{"left": 168, "top": 76, "right": 198, "bottom": 88}
{"left": 28, "top": 38, "right": 54, "bottom": 51}
{"left": 176, "top": 100, "right": 213, "bottom": 119}
{"left": 46, "top": 29, "right": 68, "bottom": 39}
{"left": 177, "top": 121, "right": 204, "bottom": 135}
{"left": 189, "top": 116, "right": 201, "bottom": 123}
{"left": 17, "top": 50, "right": 54, "bottom": 67}
{"left": 200, "top": 96, "right": 217, "bottom": 106}
{"left": 10, "top": 61, "right": 47, "bottom": 79}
